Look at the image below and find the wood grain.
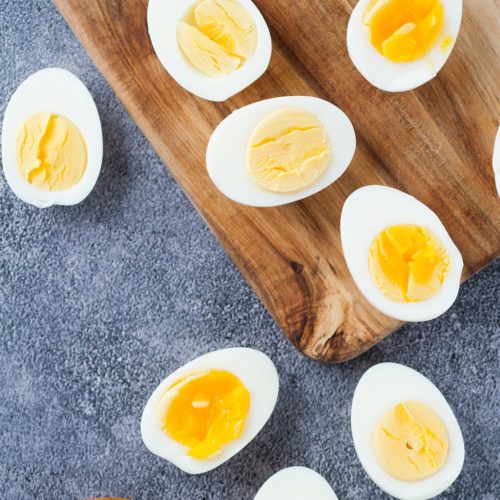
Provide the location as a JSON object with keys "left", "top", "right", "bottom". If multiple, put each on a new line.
{"left": 53, "top": 0, "right": 500, "bottom": 362}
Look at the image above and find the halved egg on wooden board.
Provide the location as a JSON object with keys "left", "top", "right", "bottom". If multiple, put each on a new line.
{"left": 347, "top": 0, "right": 463, "bottom": 92}
{"left": 207, "top": 96, "right": 356, "bottom": 207}
{"left": 351, "top": 363, "right": 465, "bottom": 499}
{"left": 493, "top": 126, "right": 500, "bottom": 198}
{"left": 2, "top": 68, "right": 103, "bottom": 208}
{"left": 147, "top": 0, "right": 272, "bottom": 101}
{"left": 340, "top": 185, "right": 463, "bottom": 322}
{"left": 254, "top": 466, "right": 338, "bottom": 500}
{"left": 141, "top": 347, "right": 279, "bottom": 474}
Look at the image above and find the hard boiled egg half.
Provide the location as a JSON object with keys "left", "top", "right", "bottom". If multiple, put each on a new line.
{"left": 340, "top": 185, "right": 463, "bottom": 322}
{"left": 207, "top": 96, "right": 356, "bottom": 207}
{"left": 351, "top": 363, "right": 465, "bottom": 499}
{"left": 2, "top": 68, "right": 103, "bottom": 208}
{"left": 493, "top": 126, "right": 500, "bottom": 198}
{"left": 347, "top": 0, "right": 463, "bottom": 92}
{"left": 254, "top": 467, "right": 338, "bottom": 500}
{"left": 141, "top": 347, "right": 279, "bottom": 474}
{"left": 147, "top": 0, "right": 272, "bottom": 101}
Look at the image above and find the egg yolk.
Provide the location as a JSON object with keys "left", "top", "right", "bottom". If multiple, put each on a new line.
{"left": 177, "top": 0, "right": 257, "bottom": 77}
{"left": 440, "top": 35, "right": 453, "bottom": 51}
{"left": 16, "top": 112, "right": 87, "bottom": 192}
{"left": 161, "top": 369, "right": 250, "bottom": 460}
{"left": 369, "top": 224, "right": 450, "bottom": 303}
{"left": 247, "top": 108, "right": 331, "bottom": 193}
{"left": 374, "top": 401, "right": 449, "bottom": 481}
{"left": 364, "top": 0, "right": 444, "bottom": 62}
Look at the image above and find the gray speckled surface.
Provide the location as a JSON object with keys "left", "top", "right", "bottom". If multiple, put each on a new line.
{"left": 0, "top": 1, "right": 499, "bottom": 499}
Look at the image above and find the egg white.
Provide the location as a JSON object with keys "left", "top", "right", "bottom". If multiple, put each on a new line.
{"left": 347, "top": 0, "right": 463, "bottom": 92}
{"left": 147, "top": 0, "right": 272, "bottom": 102}
{"left": 493, "top": 126, "right": 500, "bottom": 198}
{"left": 340, "top": 185, "right": 463, "bottom": 322}
{"left": 207, "top": 96, "right": 356, "bottom": 207}
{"left": 2, "top": 68, "right": 103, "bottom": 208}
{"left": 140, "top": 347, "right": 279, "bottom": 474}
{"left": 254, "top": 466, "right": 338, "bottom": 500}
{"left": 351, "top": 363, "right": 465, "bottom": 500}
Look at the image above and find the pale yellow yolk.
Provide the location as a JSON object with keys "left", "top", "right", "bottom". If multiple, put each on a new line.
{"left": 16, "top": 112, "right": 87, "bottom": 192}
{"left": 369, "top": 224, "right": 450, "bottom": 303}
{"left": 161, "top": 369, "right": 250, "bottom": 460}
{"left": 177, "top": 0, "right": 257, "bottom": 77}
{"left": 195, "top": 0, "right": 257, "bottom": 59}
{"left": 177, "top": 22, "right": 240, "bottom": 77}
{"left": 440, "top": 35, "right": 453, "bottom": 51}
{"left": 374, "top": 401, "right": 449, "bottom": 481}
{"left": 247, "top": 108, "right": 331, "bottom": 193}
{"left": 364, "top": 0, "right": 444, "bottom": 62}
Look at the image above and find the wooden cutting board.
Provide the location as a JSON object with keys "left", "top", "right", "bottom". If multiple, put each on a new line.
{"left": 54, "top": 0, "right": 500, "bottom": 362}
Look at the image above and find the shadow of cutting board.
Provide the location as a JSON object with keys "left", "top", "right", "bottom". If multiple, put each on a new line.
{"left": 54, "top": 0, "right": 500, "bottom": 362}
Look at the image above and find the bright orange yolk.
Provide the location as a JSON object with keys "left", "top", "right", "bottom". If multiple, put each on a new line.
{"left": 161, "top": 370, "right": 250, "bottom": 460}
{"left": 364, "top": 0, "right": 444, "bottom": 62}
{"left": 369, "top": 224, "right": 450, "bottom": 302}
